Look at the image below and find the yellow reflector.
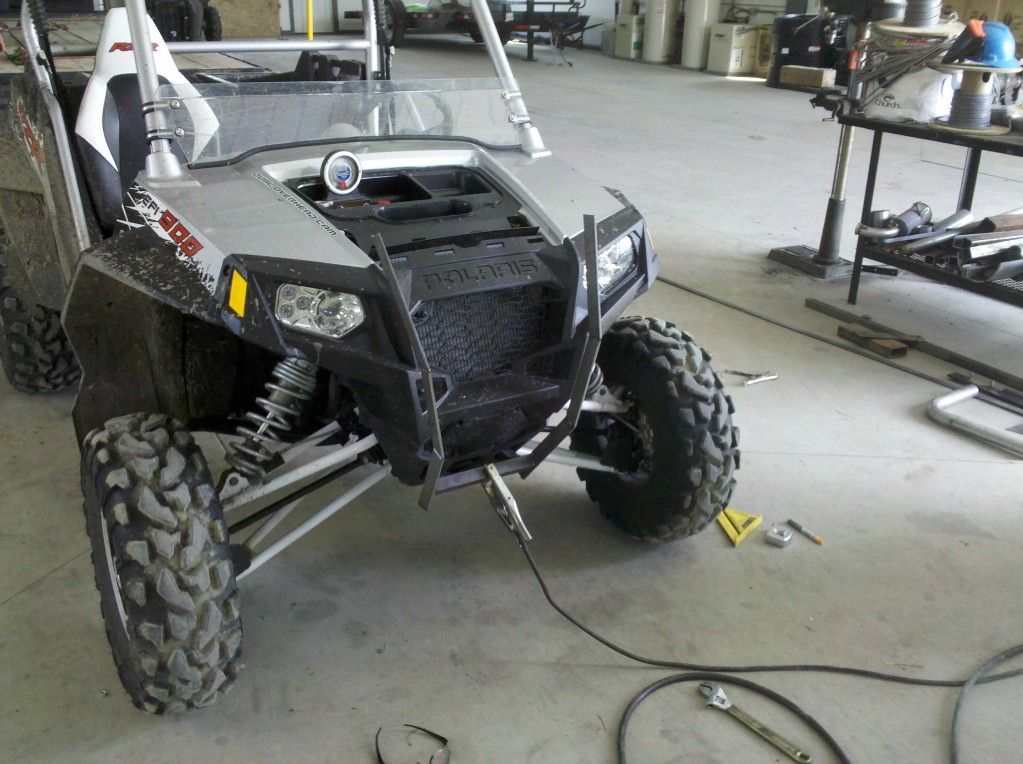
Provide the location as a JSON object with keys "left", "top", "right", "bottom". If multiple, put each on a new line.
{"left": 228, "top": 271, "right": 247, "bottom": 317}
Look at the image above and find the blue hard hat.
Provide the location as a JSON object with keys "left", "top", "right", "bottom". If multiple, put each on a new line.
{"left": 966, "top": 21, "right": 1019, "bottom": 69}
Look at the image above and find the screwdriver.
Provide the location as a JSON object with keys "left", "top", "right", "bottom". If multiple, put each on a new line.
{"left": 787, "top": 518, "right": 824, "bottom": 545}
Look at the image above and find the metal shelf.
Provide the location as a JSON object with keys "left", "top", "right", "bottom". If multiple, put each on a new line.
{"left": 855, "top": 241, "right": 1023, "bottom": 308}
{"left": 842, "top": 115, "right": 1023, "bottom": 308}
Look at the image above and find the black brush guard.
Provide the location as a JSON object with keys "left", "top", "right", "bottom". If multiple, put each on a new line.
{"left": 373, "top": 215, "right": 602, "bottom": 509}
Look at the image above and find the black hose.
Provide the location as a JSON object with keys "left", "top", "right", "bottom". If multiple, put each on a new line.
{"left": 516, "top": 533, "right": 1023, "bottom": 687}
{"left": 514, "top": 532, "right": 1023, "bottom": 762}
{"left": 618, "top": 672, "right": 850, "bottom": 764}
{"left": 951, "top": 643, "right": 1023, "bottom": 763}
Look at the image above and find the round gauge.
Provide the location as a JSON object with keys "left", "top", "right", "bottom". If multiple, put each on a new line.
{"left": 321, "top": 150, "right": 363, "bottom": 196}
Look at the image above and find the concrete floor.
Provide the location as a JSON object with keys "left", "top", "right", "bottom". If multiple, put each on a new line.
{"left": 3, "top": 37, "right": 1023, "bottom": 763}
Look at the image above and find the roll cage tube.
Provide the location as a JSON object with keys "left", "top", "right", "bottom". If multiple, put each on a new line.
{"left": 115, "top": 0, "right": 544, "bottom": 179}
{"left": 466, "top": 0, "right": 548, "bottom": 157}
{"left": 18, "top": 1, "right": 93, "bottom": 256}
{"left": 124, "top": 0, "right": 183, "bottom": 180}
{"left": 118, "top": 0, "right": 386, "bottom": 182}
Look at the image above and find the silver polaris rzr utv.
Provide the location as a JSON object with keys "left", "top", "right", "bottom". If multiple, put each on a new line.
{"left": 1, "top": 0, "right": 738, "bottom": 713}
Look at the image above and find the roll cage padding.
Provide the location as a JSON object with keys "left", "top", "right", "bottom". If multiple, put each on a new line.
{"left": 76, "top": 74, "right": 187, "bottom": 231}
{"left": 73, "top": 8, "right": 189, "bottom": 230}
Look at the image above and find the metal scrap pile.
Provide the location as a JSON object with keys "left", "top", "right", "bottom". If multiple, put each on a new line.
{"left": 856, "top": 203, "right": 1023, "bottom": 282}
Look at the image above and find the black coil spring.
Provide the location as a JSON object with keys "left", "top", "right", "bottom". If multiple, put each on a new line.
{"left": 585, "top": 365, "right": 605, "bottom": 398}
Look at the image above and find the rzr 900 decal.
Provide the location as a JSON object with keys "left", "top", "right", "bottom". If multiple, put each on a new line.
{"left": 118, "top": 182, "right": 219, "bottom": 291}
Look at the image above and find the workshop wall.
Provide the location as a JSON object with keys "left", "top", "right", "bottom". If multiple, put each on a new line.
{"left": 212, "top": 0, "right": 280, "bottom": 37}
{"left": 104, "top": 0, "right": 280, "bottom": 37}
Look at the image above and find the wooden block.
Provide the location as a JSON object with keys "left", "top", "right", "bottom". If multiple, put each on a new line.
{"left": 838, "top": 325, "right": 910, "bottom": 357}
{"left": 984, "top": 215, "right": 1023, "bottom": 232}
{"left": 780, "top": 65, "right": 836, "bottom": 88}
{"left": 837, "top": 324, "right": 922, "bottom": 343}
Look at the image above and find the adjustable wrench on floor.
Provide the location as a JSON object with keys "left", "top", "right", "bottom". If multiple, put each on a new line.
{"left": 698, "top": 682, "right": 812, "bottom": 763}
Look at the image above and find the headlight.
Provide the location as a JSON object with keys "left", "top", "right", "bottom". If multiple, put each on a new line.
{"left": 275, "top": 283, "right": 365, "bottom": 339}
{"left": 595, "top": 235, "right": 637, "bottom": 293}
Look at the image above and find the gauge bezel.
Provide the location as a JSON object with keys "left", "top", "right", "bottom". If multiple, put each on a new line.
{"left": 320, "top": 150, "right": 363, "bottom": 196}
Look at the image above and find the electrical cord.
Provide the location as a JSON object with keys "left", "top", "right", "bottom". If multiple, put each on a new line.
{"left": 951, "top": 643, "right": 1023, "bottom": 763}
{"left": 513, "top": 531, "right": 1023, "bottom": 761}
{"left": 655, "top": 276, "right": 958, "bottom": 389}
{"left": 505, "top": 275, "right": 1022, "bottom": 759}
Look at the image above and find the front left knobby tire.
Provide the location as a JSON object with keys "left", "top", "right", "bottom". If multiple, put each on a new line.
{"left": 82, "top": 413, "right": 242, "bottom": 713}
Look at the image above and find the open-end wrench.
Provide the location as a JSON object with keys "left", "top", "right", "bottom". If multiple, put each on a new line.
{"left": 698, "top": 682, "right": 812, "bottom": 763}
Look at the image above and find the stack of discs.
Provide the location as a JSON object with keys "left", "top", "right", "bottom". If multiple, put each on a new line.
{"left": 931, "top": 22, "right": 1021, "bottom": 135}
{"left": 932, "top": 62, "right": 1020, "bottom": 135}
{"left": 873, "top": 0, "right": 962, "bottom": 39}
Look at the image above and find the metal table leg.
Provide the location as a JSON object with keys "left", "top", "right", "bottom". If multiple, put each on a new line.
{"left": 848, "top": 130, "right": 883, "bottom": 304}
{"left": 958, "top": 148, "right": 981, "bottom": 211}
{"left": 767, "top": 121, "right": 858, "bottom": 278}
{"left": 526, "top": 0, "right": 536, "bottom": 61}
{"left": 816, "top": 123, "right": 856, "bottom": 266}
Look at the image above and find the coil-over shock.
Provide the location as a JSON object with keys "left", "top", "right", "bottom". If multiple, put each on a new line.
{"left": 225, "top": 358, "right": 318, "bottom": 481}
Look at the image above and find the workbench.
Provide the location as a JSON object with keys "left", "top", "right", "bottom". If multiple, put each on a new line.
{"left": 841, "top": 113, "right": 1023, "bottom": 308}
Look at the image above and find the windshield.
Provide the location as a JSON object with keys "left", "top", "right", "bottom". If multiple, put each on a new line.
{"left": 156, "top": 78, "right": 524, "bottom": 164}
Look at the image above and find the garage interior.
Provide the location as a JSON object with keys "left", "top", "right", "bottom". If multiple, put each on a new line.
{"left": 1, "top": 1, "right": 1022, "bottom": 762}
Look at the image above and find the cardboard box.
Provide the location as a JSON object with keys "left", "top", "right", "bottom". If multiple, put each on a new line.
{"left": 707, "top": 23, "right": 760, "bottom": 75}
{"left": 601, "top": 27, "right": 616, "bottom": 56}
{"left": 614, "top": 14, "right": 644, "bottom": 59}
{"left": 753, "top": 25, "right": 774, "bottom": 79}
{"left": 780, "top": 65, "right": 836, "bottom": 88}
{"left": 1001, "top": 0, "right": 1023, "bottom": 56}
{"left": 944, "top": 0, "right": 1001, "bottom": 21}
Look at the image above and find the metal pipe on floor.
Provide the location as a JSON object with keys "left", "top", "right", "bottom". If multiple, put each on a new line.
{"left": 804, "top": 298, "right": 1023, "bottom": 393}
{"left": 928, "top": 386, "right": 1023, "bottom": 458}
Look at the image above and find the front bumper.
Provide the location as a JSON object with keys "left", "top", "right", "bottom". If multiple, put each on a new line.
{"left": 222, "top": 203, "right": 655, "bottom": 488}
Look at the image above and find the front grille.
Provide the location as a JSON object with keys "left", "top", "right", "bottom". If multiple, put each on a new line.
{"left": 414, "top": 287, "right": 559, "bottom": 382}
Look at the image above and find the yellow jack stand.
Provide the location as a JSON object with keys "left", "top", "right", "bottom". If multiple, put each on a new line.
{"left": 717, "top": 508, "right": 763, "bottom": 547}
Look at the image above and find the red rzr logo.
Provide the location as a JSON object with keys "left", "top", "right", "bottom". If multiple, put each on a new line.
{"left": 16, "top": 99, "right": 43, "bottom": 165}
{"left": 109, "top": 42, "right": 159, "bottom": 52}
{"left": 158, "top": 210, "right": 203, "bottom": 257}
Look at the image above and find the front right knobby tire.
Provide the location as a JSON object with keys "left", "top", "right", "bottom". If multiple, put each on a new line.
{"left": 572, "top": 317, "right": 739, "bottom": 542}
{"left": 82, "top": 413, "right": 242, "bottom": 713}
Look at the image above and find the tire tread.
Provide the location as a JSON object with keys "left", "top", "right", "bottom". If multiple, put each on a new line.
{"left": 573, "top": 316, "right": 739, "bottom": 542}
{"left": 81, "top": 413, "right": 241, "bottom": 714}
